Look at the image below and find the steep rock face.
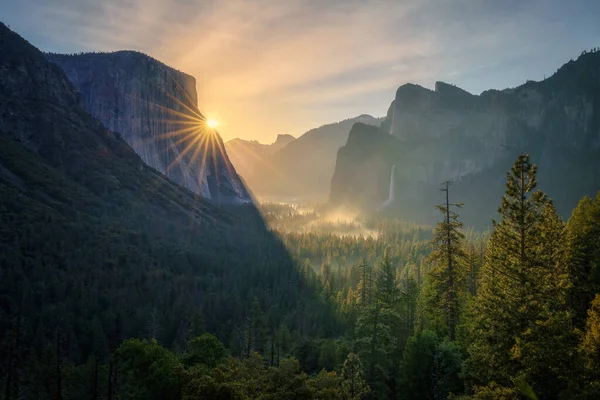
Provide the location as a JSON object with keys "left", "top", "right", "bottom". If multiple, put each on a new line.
{"left": 330, "top": 52, "right": 600, "bottom": 227}
{"left": 329, "top": 123, "right": 402, "bottom": 207}
{"left": 0, "top": 23, "right": 222, "bottom": 221}
{"left": 225, "top": 133, "right": 295, "bottom": 176}
{"left": 0, "top": 23, "right": 328, "bottom": 362}
{"left": 244, "top": 114, "right": 383, "bottom": 200}
{"left": 47, "top": 51, "right": 250, "bottom": 204}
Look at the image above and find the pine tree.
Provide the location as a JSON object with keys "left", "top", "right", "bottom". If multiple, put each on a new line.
{"left": 244, "top": 298, "right": 267, "bottom": 358}
{"left": 427, "top": 181, "right": 465, "bottom": 341}
{"left": 357, "top": 258, "right": 373, "bottom": 307}
{"left": 321, "top": 262, "right": 333, "bottom": 297}
{"left": 355, "top": 299, "right": 386, "bottom": 397}
{"left": 341, "top": 353, "right": 370, "bottom": 400}
{"left": 376, "top": 254, "right": 399, "bottom": 307}
{"left": 465, "top": 154, "right": 573, "bottom": 398}
{"left": 376, "top": 253, "right": 404, "bottom": 398}
{"left": 354, "top": 254, "right": 401, "bottom": 399}
{"left": 400, "top": 330, "right": 439, "bottom": 399}
{"left": 565, "top": 193, "right": 600, "bottom": 330}
{"left": 579, "top": 294, "right": 600, "bottom": 396}
{"left": 401, "top": 275, "right": 419, "bottom": 335}
{"left": 276, "top": 322, "right": 292, "bottom": 363}
{"left": 538, "top": 201, "right": 570, "bottom": 306}
{"left": 465, "top": 243, "right": 480, "bottom": 297}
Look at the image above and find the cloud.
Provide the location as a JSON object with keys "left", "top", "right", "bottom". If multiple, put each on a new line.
{"left": 2, "top": 0, "right": 599, "bottom": 141}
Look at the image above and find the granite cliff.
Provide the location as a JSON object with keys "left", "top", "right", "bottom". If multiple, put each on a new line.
{"left": 0, "top": 22, "right": 324, "bottom": 367}
{"left": 329, "top": 51, "right": 600, "bottom": 227}
{"left": 47, "top": 51, "right": 250, "bottom": 203}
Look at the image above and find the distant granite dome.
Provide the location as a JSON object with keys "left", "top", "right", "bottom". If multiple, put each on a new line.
{"left": 47, "top": 51, "right": 250, "bottom": 204}
{"left": 329, "top": 50, "right": 600, "bottom": 227}
{"left": 272, "top": 133, "right": 296, "bottom": 149}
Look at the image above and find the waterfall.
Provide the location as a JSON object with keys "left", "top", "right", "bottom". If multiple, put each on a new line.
{"left": 380, "top": 164, "right": 396, "bottom": 209}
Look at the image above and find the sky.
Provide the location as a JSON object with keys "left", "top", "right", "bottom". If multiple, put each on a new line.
{"left": 2, "top": 0, "right": 599, "bottom": 143}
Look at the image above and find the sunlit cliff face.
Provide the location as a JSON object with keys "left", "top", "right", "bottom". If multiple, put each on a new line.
{"left": 154, "top": 90, "right": 236, "bottom": 187}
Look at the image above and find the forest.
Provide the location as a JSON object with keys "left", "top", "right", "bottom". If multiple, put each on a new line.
{"left": 2, "top": 154, "right": 600, "bottom": 399}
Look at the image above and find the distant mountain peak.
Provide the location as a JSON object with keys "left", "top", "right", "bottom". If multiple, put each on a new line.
{"left": 354, "top": 113, "right": 375, "bottom": 119}
{"left": 273, "top": 133, "right": 295, "bottom": 145}
{"left": 395, "top": 83, "right": 433, "bottom": 97}
{"left": 434, "top": 81, "right": 474, "bottom": 97}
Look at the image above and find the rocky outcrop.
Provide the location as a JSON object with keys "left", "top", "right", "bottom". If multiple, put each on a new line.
{"left": 329, "top": 51, "right": 600, "bottom": 227}
{"left": 47, "top": 51, "right": 250, "bottom": 204}
{"left": 329, "top": 123, "right": 402, "bottom": 208}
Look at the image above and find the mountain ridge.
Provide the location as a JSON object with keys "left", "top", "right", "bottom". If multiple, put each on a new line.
{"left": 234, "top": 114, "right": 383, "bottom": 200}
{"left": 329, "top": 49, "right": 600, "bottom": 227}
{"left": 224, "top": 133, "right": 295, "bottom": 179}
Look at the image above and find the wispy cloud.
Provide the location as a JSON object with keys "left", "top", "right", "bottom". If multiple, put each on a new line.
{"left": 2, "top": 0, "right": 599, "bottom": 141}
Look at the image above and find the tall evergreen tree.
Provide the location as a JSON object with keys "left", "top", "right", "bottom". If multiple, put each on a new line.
{"left": 427, "top": 181, "right": 465, "bottom": 341}
{"left": 401, "top": 275, "right": 419, "bottom": 336}
{"left": 244, "top": 298, "right": 267, "bottom": 358}
{"left": 465, "top": 243, "right": 480, "bottom": 297}
{"left": 465, "top": 154, "right": 573, "bottom": 398}
{"left": 357, "top": 258, "right": 374, "bottom": 307}
{"left": 355, "top": 254, "right": 402, "bottom": 399}
{"left": 565, "top": 193, "right": 600, "bottom": 330}
{"left": 341, "top": 353, "right": 370, "bottom": 400}
{"left": 579, "top": 294, "right": 600, "bottom": 396}
{"left": 376, "top": 254, "right": 399, "bottom": 308}
{"left": 321, "top": 262, "right": 333, "bottom": 298}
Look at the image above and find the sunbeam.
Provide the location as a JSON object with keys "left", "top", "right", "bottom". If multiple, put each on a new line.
{"left": 128, "top": 80, "right": 234, "bottom": 196}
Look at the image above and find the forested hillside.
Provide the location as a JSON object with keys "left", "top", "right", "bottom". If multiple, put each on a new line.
{"left": 7, "top": 154, "right": 599, "bottom": 399}
{"left": 0, "top": 22, "right": 337, "bottom": 399}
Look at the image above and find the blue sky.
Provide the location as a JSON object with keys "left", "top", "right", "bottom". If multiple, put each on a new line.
{"left": 2, "top": 0, "right": 599, "bottom": 142}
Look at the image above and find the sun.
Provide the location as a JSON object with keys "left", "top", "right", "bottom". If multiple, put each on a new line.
{"left": 206, "top": 118, "right": 219, "bottom": 129}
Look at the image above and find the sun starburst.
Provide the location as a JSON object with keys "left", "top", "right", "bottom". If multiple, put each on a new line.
{"left": 206, "top": 118, "right": 219, "bottom": 129}
{"left": 127, "top": 71, "right": 251, "bottom": 202}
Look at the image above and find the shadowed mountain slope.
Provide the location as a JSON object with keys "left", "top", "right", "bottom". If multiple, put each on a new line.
{"left": 330, "top": 52, "right": 600, "bottom": 227}
{"left": 0, "top": 23, "right": 337, "bottom": 366}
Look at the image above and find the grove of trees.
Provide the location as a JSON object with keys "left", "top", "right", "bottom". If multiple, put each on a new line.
{"left": 2, "top": 154, "right": 600, "bottom": 399}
